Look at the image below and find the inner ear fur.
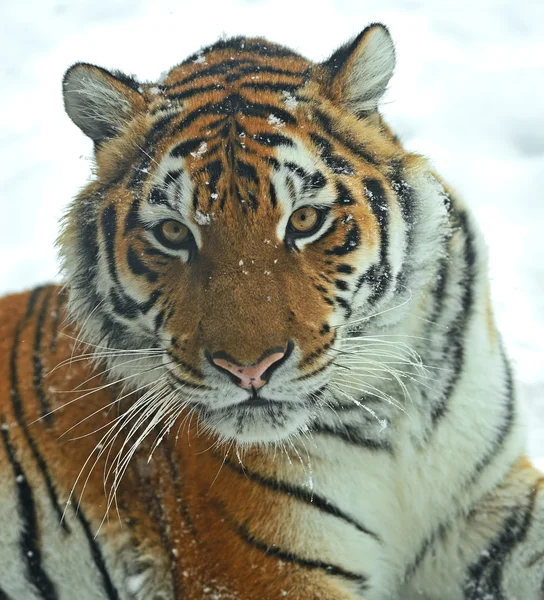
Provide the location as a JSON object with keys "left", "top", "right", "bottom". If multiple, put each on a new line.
{"left": 318, "top": 23, "right": 396, "bottom": 117}
{"left": 63, "top": 63, "right": 146, "bottom": 144}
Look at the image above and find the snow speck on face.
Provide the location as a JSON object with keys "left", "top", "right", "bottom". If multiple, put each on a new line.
{"left": 282, "top": 90, "right": 298, "bottom": 108}
{"left": 193, "top": 52, "right": 207, "bottom": 64}
{"left": 267, "top": 113, "right": 284, "bottom": 128}
{"left": 149, "top": 86, "right": 161, "bottom": 95}
{"left": 195, "top": 210, "right": 211, "bottom": 226}
{"left": 125, "top": 573, "right": 147, "bottom": 595}
{"left": 190, "top": 141, "right": 208, "bottom": 159}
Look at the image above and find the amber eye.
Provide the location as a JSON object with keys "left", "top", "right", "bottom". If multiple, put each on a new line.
{"left": 161, "top": 220, "right": 189, "bottom": 243}
{"left": 287, "top": 206, "right": 326, "bottom": 239}
{"left": 152, "top": 220, "right": 194, "bottom": 251}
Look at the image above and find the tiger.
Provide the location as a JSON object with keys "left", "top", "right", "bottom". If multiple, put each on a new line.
{"left": 0, "top": 22, "right": 542, "bottom": 600}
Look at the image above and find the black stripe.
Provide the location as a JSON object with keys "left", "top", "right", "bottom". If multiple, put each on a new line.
{"left": 335, "top": 295, "right": 352, "bottom": 317}
{"left": 168, "top": 82, "right": 225, "bottom": 101}
{"left": 127, "top": 247, "right": 158, "bottom": 283}
{"left": 239, "top": 81, "right": 301, "bottom": 93}
{"left": 173, "top": 94, "right": 297, "bottom": 133}
{"left": 404, "top": 520, "right": 449, "bottom": 580}
{"left": 141, "top": 478, "right": 181, "bottom": 598}
{"left": 464, "top": 485, "right": 539, "bottom": 599}
{"left": 312, "top": 109, "right": 379, "bottom": 166}
{"left": 312, "top": 423, "right": 393, "bottom": 453}
{"left": 171, "top": 138, "right": 206, "bottom": 158}
{"left": 468, "top": 343, "right": 515, "bottom": 483}
{"left": 212, "top": 499, "right": 368, "bottom": 586}
{"left": 101, "top": 204, "right": 120, "bottom": 285}
{"left": 25, "top": 285, "right": 45, "bottom": 319}
{"left": 283, "top": 162, "right": 327, "bottom": 194}
{"left": 224, "top": 458, "right": 381, "bottom": 541}
{"left": 124, "top": 198, "right": 142, "bottom": 233}
{"left": 98, "top": 314, "right": 132, "bottom": 351}
{"left": 335, "top": 181, "right": 355, "bottom": 205}
{"left": 10, "top": 296, "right": 69, "bottom": 532}
{"left": 73, "top": 505, "right": 119, "bottom": 599}
{"left": 126, "top": 112, "right": 179, "bottom": 190}
{"left": 306, "top": 170, "right": 327, "bottom": 192}
{"left": 139, "top": 289, "right": 162, "bottom": 314}
{"left": 310, "top": 133, "right": 354, "bottom": 175}
{"left": 390, "top": 170, "right": 417, "bottom": 291}
{"left": 337, "top": 264, "right": 354, "bottom": 274}
{"left": 74, "top": 191, "right": 100, "bottom": 294}
{"left": 325, "top": 223, "right": 360, "bottom": 256}
{"left": 49, "top": 287, "right": 67, "bottom": 354}
{"left": 201, "top": 160, "right": 222, "bottom": 204}
{"left": 225, "top": 64, "right": 307, "bottom": 83}
{"left": 166, "top": 168, "right": 183, "bottom": 181}
{"left": 0, "top": 586, "right": 13, "bottom": 600}
{"left": 252, "top": 133, "right": 294, "bottom": 147}
{"left": 33, "top": 289, "right": 54, "bottom": 426}
{"left": 144, "top": 246, "right": 173, "bottom": 260}
{"left": 164, "top": 441, "right": 198, "bottom": 537}
{"left": 109, "top": 290, "right": 139, "bottom": 320}
{"left": 0, "top": 423, "right": 58, "bottom": 599}
{"left": 430, "top": 210, "right": 477, "bottom": 424}
{"left": 236, "top": 159, "right": 258, "bottom": 182}
{"left": 148, "top": 187, "right": 170, "bottom": 206}
{"left": 324, "top": 30, "right": 366, "bottom": 77}
{"left": 164, "top": 59, "right": 259, "bottom": 91}
{"left": 269, "top": 182, "right": 277, "bottom": 209}
{"left": 359, "top": 178, "right": 391, "bottom": 306}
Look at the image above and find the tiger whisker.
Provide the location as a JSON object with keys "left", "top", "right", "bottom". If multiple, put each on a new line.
{"left": 48, "top": 347, "right": 165, "bottom": 375}
{"left": 329, "top": 379, "right": 407, "bottom": 415}
{"left": 332, "top": 289, "right": 413, "bottom": 330}
{"left": 329, "top": 385, "right": 390, "bottom": 428}
{"left": 46, "top": 363, "right": 168, "bottom": 429}
{"left": 62, "top": 354, "right": 167, "bottom": 393}
{"left": 63, "top": 379, "right": 162, "bottom": 441}
{"left": 134, "top": 142, "right": 180, "bottom": 185}
{"left": 67, "top": 299, "right": 108, "bottom": 361}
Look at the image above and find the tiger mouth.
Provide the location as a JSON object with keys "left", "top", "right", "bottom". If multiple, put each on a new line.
{"left": 237, "top": 395, "right": 281, "bottom": 408}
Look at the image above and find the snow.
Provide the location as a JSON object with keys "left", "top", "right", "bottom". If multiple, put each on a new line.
{"left": 190, "top": 141, "right": 208, "bottom": 159}
{"left": 195, "top": 210, "right": 211, "bottom": 226}
{"left": 0, "top": 0, "right": 542, "bottom": 463}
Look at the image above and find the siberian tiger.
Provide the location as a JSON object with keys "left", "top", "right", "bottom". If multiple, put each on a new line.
{"left": 0, "top": 23, "right": 542, "bottom": 600}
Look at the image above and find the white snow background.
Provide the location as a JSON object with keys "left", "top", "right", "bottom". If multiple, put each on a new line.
{"left": 0, "top": 0, "right": 542, "bottom": 467}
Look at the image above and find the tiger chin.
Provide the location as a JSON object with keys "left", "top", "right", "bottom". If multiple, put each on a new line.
{"left": 1, "top": 23, "right": 543, "bottom": 600}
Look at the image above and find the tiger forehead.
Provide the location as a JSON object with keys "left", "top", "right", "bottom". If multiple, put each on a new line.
{"left": 144, "top": 37, "right": 386, "bottom": 218}
{"left": 158, "top": 37, "right": 311, "bottom": 96}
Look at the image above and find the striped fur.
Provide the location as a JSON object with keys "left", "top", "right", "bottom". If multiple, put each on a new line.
{"left": 1, "top": 24, "right": 543, "bottom": 599}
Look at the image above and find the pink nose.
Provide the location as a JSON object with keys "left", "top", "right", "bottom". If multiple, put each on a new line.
{"left": 211, "top": 350, "right": 287, "bottom": 389}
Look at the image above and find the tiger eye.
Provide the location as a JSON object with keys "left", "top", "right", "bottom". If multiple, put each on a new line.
{"left": 289, "top": 207, "right": 319, "bottom": 233}
{"left": 161, "top": 220, "right": 190, "bottom": 243}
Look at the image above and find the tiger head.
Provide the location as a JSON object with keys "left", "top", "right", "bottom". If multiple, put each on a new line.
{"left": 60, "top": 24, "right": 448, "bottom": 445}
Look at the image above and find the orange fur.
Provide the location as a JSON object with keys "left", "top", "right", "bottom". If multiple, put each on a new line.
{"left": 0, "top": 286, "right": 365, "bottom": 598}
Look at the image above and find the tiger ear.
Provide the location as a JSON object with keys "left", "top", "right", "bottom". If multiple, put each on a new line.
{"left": 322, "top": 23, "right": 395, "bottom": 117}
{"left": 63, "top": 63, "right": 146, "bottom": 144}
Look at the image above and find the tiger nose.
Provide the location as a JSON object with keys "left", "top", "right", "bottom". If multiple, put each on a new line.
{"left": 207, "top": 342, "right": 293, "bottom": 389}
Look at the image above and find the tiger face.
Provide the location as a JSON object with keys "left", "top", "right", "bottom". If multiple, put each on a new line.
{"left": 60, "top": 25, "right": 448, "bottom": 444}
